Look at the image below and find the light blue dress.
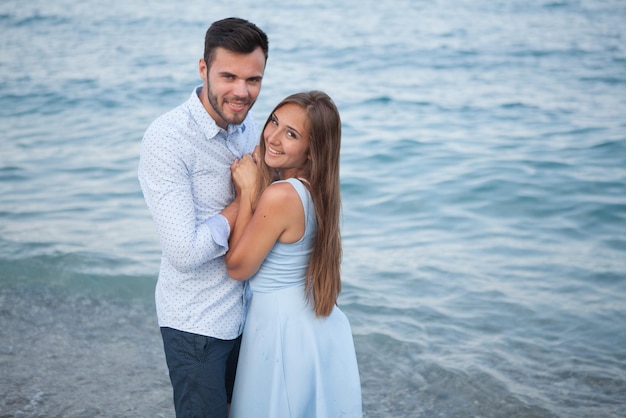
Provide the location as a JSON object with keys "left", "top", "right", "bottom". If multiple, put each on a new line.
{"left": 230, "top": 178, "right": 363, "bottom": 418}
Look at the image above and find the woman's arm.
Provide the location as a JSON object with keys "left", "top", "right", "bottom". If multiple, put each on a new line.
{"left": 226, "top": 177, "right": 305, "bottom": 281}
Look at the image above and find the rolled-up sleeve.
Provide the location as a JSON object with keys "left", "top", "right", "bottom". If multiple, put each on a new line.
{"left": 206, "top": 214, "right": 230, "bottom": 249}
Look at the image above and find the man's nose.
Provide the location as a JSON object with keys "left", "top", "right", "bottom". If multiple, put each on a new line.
{"left": 232, "top": 79, "right": 248, "bottom": 98}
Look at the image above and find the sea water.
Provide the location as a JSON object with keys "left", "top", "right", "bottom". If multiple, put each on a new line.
{"left": 1, "top": 0, "right": 625, "bottom": 417}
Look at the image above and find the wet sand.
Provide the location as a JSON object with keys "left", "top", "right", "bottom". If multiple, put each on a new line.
{"left": 0, "top": 282, "right": 173, "bottom": 417}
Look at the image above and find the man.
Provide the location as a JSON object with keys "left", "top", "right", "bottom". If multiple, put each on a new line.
{"left": 138, "top": 17, "right": 269, "bottom": 418}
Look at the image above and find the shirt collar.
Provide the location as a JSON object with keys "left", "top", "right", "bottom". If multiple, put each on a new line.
{"left": 189, "top": 86, "right": 247, "bottom": 138}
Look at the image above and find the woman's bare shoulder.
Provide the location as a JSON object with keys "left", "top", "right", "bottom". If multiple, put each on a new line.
{"left": 255, "top": 181, "right": 303, "bottom": 222}
{"left": 261, "top": 181, "right": 300, "bottom": 203}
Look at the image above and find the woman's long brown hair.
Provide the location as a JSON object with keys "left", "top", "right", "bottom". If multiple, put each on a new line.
{"left": 255, "top": 91, "right": 342, "bottom": 317}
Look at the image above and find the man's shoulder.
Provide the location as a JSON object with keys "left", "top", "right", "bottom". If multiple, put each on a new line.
{"left": 147, "top": 101, "right": 191, "bottom": 132}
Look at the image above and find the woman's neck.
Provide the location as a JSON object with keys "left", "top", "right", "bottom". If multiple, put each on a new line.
{"left": 278, "top": 168, "right": 308, "bottom": 181}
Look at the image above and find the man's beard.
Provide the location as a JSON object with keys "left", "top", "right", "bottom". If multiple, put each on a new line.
{"left": 207, "top": 85, "right": 254, "bottom": 127}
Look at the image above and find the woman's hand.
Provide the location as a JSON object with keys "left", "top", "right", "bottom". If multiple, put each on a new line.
{"left": 231, "top": 153, "right": 260, "bottom": 200}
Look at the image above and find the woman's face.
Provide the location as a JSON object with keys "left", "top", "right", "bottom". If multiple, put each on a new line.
{"left": 263, "top": 103, "right": 310, "bottom": 178}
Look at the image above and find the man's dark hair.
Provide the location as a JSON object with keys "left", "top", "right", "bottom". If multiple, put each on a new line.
{"left": 204, "top": 17, "right": 269, "bottom": 68}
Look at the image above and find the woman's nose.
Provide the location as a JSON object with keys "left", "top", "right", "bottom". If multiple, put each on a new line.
{"left": 266, "top": 128, "right": 279, "bottom": 144}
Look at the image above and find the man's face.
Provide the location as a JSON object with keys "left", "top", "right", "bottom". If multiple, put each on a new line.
{"left": 199, "top": 47, "right": 266, "bottom": 129}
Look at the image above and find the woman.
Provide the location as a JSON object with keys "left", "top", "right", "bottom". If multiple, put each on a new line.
{"left": 226, "top": 91, "right": 362, "bottom": 417}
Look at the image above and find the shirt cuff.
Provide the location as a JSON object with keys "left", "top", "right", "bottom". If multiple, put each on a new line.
{"left": 207, "top": 214, "right": 230, "bottom": 250}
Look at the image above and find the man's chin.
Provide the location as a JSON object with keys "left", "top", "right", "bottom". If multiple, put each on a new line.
{"left": 224, "top": 111, "right": 248, "bottom": 126}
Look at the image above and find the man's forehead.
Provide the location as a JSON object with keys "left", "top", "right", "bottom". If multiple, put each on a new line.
{"left": 210, "top": 47, "right": 266, "bottom": 75}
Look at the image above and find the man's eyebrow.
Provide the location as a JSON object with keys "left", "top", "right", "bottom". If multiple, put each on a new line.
{"left": 216, "top": 71, "right": 262, "bottom": 81}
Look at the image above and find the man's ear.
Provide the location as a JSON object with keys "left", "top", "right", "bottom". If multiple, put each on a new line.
{"left": 199, "top": 58, "right": 207, "bottom": 81}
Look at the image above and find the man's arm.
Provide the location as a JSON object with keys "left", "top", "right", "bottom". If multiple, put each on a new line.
{"left": 138, "top": 129, "right": 231, "bottom": 273}
{"left": 220, "top": 197, "right": 239, "bottom": 232}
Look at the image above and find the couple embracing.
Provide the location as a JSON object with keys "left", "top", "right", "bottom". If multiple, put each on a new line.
{"left": 138, "top": 17, "right": 362, "bottom": 418}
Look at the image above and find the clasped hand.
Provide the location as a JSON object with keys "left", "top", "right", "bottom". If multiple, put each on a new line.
{"left": 231, "top": 146, "right": 261, "bottom": 200}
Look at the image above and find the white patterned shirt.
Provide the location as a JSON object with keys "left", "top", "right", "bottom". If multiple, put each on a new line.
{"left": 138, "top": 86, "right": 258, "bottom": 339}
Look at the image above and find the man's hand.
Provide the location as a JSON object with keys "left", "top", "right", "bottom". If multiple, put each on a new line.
{"left": 221, "top": 197, "right": 240, "bottom": 232}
